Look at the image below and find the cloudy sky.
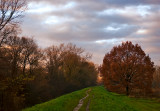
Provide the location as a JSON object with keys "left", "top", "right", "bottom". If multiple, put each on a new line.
{"left": 21, "top": 0, "right": 160, "bottom": 65}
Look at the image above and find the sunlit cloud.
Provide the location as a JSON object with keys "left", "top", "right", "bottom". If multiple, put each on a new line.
{"left": 27, "top": 2, "right": 55, "bottom": 13}
{"left": 64, "top": 2, "right": 76, "bottom": 9}
{"left": 98, "top": 5, "right": 151, "bottom": 17}
{"left": 136, "top": 5, "right": 151, "bottom": 17}
{"left": 98, "top": 9, "right": 125, "bottom": 15}
{"left": 136, "top": 29, "right": 148, "bottom": 34}
{"left": 104, "top": 26, "right": 120, "bottom": 31}
{"left": 95, "top": 38, "right": 125, "bottom": 45}
{"left": 44, "top": 16, "right": 74, "bottom": 25}
{"left": 27, "top": 1, "right": 77, "bottom": 14}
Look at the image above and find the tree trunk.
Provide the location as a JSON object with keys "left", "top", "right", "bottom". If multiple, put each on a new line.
{"left": 12, "top": 58, "right": 17, "bottom": 78}
{"left": 23, "top": 56, "right": 27, "bottom": 75}
{"left": 0, "top": 91, "right": 4, "bottom": 111}
{"left": 23, "top": 60, "right": 26, "bottom": 75}
{"left": 126, "top": 85, "right": 129, "bottom": 96}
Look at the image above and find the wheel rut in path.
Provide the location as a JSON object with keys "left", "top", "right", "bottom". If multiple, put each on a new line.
{"left": 86, "top": 94, "right": 94, "bottom": 111}
{"left": 73, "top": 88, "right": 91, "bottom": 111}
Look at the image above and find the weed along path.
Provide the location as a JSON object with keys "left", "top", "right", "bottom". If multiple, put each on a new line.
{"left": 73, "top": 88, "right": 91, "bottom": 111}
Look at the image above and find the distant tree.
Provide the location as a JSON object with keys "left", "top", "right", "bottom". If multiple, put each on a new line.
{"left": 45, "top": 43, "right": 97, "bottom": 96}
{"left": 20, "top": 37, "right": 42, "bottom": 75}
{"left": 152, "top": 66, "right": 160, "bottom": 96}
{"left": 79, "top": 61, "right": 97, "bottom": 87}
{"left": 153, "top": 66, "right": 160, "bottom": 88}
{"left": 101, "top": 41, "right": 155, "bottom": 96}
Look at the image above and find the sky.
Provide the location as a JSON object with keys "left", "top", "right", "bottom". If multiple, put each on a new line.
{"left": 21, "top": 0, "right": 160, "bottom": 65}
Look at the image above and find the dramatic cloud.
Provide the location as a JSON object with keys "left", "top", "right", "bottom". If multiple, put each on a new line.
{"left": 21, "top": 0, "right": 160, "bottom": 65}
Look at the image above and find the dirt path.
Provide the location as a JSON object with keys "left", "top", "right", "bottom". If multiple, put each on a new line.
{"left": 73, "top": 89, "right": 91, "bottom": 111}
{"left": 86, "top": 97, "right": 91, "bottom": 111}
{"left": 86, "top": 94, "right": 94, "bottom": 111}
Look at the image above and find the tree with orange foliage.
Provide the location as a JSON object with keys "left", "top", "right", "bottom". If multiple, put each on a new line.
{"left": 101, "top": 41, "right": 155, "bottom": 96}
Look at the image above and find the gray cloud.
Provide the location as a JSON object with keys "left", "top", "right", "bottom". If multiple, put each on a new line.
{"left": 29, "top": 0, "right": 160, "bottom": 6}
{"left": 21, "top": 0, "right": 160, "bottom": 65}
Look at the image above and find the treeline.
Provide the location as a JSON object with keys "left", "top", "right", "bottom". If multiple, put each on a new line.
{"left": 153, "top": 66, "right": 160, "bottom": 96}
{"left": 0, "top": 1, "right": 97, "bottom": 110}
{"left": 0, "top": 35, "right": 98, "bottom": 111}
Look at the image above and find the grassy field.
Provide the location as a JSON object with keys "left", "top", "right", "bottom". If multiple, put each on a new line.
{"left": 23, "top": 86, "right": 160, "bottom": 111}
{"left": 87, "top": 86, "right": 160, "bottom": 111}
{"left": 23, "top": 88, "right": 89, "bottom": 111}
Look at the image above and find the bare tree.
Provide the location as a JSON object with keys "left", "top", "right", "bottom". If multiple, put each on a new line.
{"left": 20, "top": 37, "right": 42, "bottom": 75}
{"left": 0, "top": 26, "right": 19, "bottom": 46}
{"left": 0, "top": 0, "right": 26, "bottom": 46}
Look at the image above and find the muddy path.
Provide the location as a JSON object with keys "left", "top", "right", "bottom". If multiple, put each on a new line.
{"left": 73, "top": 89, "right": 91, "bottom": 111}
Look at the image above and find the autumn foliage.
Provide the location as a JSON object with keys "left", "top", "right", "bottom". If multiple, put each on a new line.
{"left": 101, "top": 41, "right": 155, "bottom": 96}
{"left": 0, "top": 36, "right": 98, "bottom": 111}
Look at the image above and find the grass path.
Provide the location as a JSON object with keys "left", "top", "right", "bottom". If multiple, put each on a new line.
{"left": 73, "top": 89, "right": 91, "bottom": 111}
